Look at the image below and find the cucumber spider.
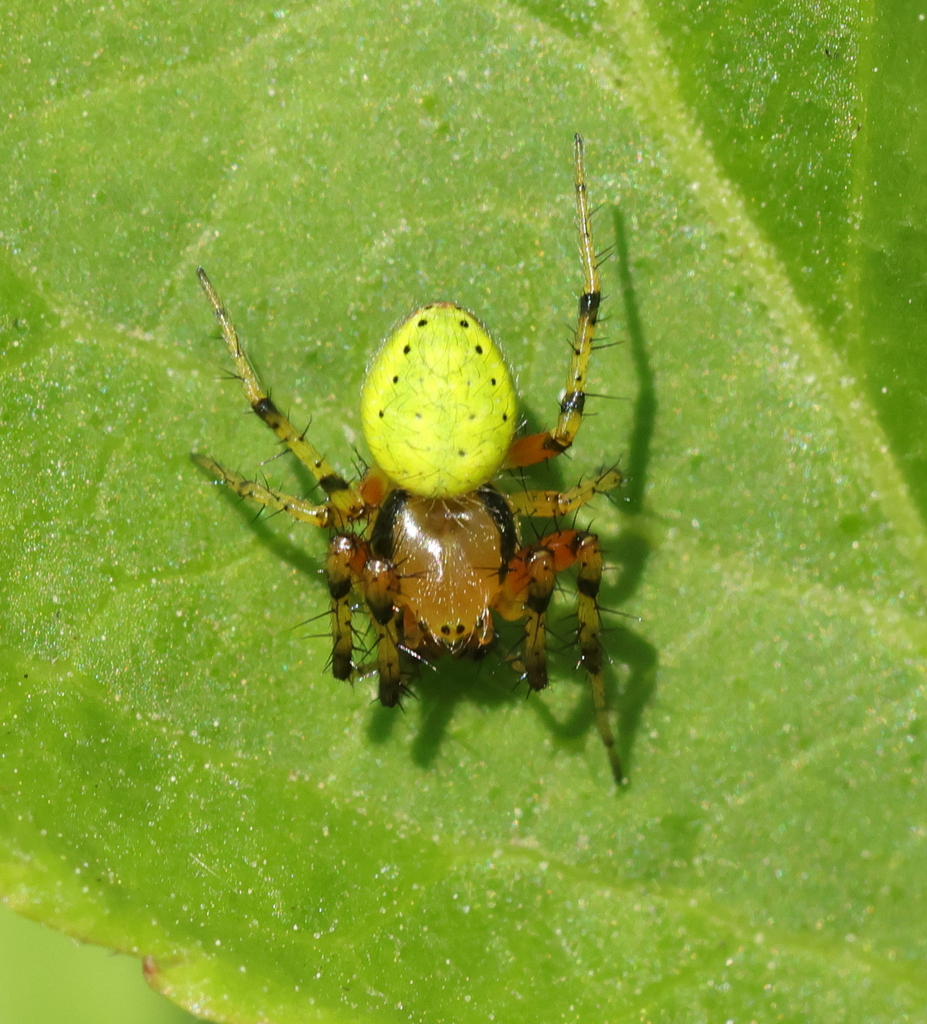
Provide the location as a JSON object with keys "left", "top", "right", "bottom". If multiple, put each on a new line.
{"left": 194, "top": 136, "right": 624, "bottom": 783}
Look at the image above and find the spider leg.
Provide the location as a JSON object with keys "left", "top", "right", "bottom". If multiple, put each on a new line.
{"left": 326, "top": 535, "right": 367, "bottom": 680}
{"left": 502, "top": 529, "right": 623, "bottom": 786}
{"left": 573, "top": 532, "right": 623, "bottom": 785}
{"left": 522, "top": 548, "right": 557, "bottom": 691}
{"left": 192, "top": 454, "right": 331, "bottom": 527}
{"left": 197, "top": 268, "right": 366, "bottom": 527}
{"left": 506, "top": 467, "right": 622, "bottom": 518}
{"left": 361, "top": 558, "right": 405, "bottom": 706}
{"left": 507, "top": 134, "right": 602, "bottom": 469}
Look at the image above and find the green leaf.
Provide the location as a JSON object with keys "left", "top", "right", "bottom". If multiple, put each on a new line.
{"left": 2, "top": 1, "right": 925, "bottom": 1022}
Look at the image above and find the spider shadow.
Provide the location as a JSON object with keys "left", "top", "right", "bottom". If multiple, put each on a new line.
{"left": 191, "top": 459, "right": 322, "bottom": 580}
{"left": 366, "top": 649, "right": 527, "bottom": 767}
{"left": 371, "top": 205, "right": 660, "bottom": 782}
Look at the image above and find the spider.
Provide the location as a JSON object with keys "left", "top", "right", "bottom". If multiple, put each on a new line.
{"left": 193, "top": 135, "right": 625, "bottom": 784}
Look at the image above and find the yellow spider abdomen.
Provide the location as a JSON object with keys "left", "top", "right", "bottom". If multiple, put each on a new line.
{"left": 360, "top": 303, "right": 517, "bottom": 498}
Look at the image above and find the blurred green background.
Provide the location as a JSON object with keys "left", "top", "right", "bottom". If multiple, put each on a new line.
{"left": 0, "top": 904, "right": 196, "bottom": 1024}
